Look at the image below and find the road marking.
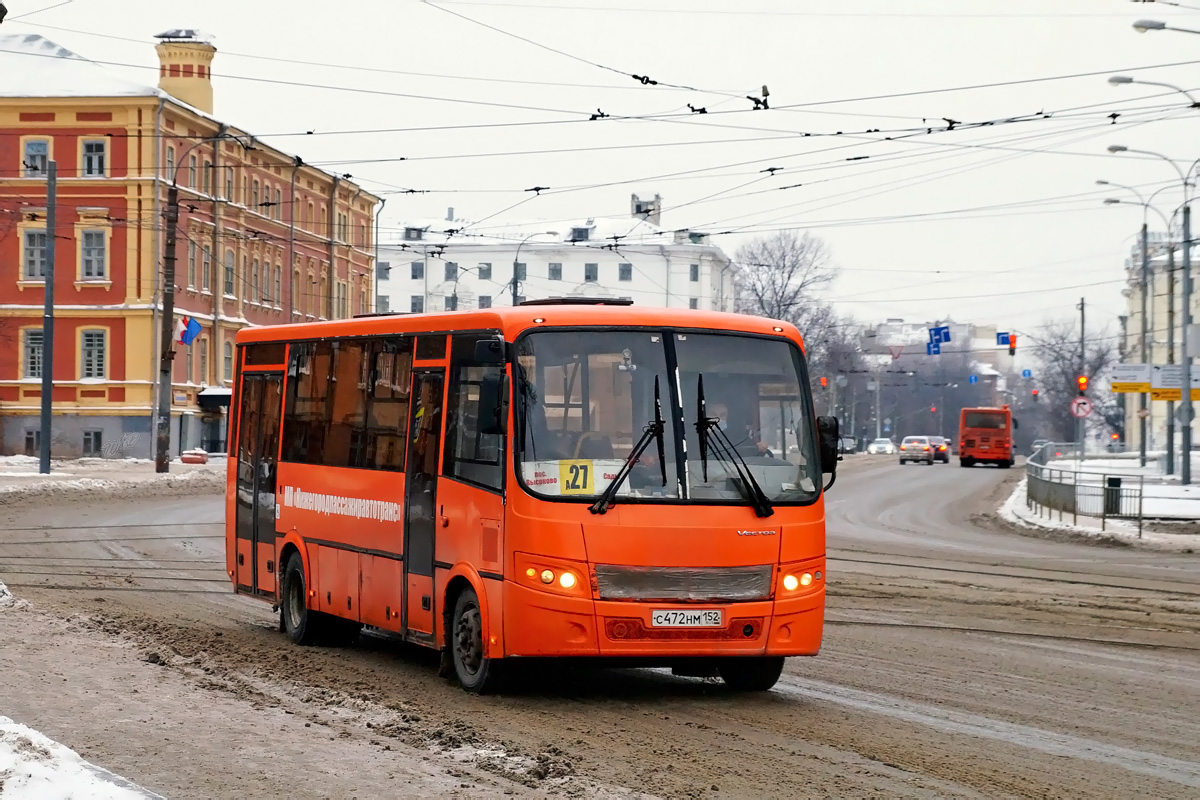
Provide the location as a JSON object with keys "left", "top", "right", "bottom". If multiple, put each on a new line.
{"left": 775, "top": 678, "right": 1200, "bottom": 789}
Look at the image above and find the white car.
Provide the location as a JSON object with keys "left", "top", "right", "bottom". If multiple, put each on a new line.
{"left": 866, "top": 438, "right": 896, "bottom": 455}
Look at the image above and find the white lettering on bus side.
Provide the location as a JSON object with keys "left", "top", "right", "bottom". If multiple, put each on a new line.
{"left": 279, "top": 486, "right": 403, "bottom": 523}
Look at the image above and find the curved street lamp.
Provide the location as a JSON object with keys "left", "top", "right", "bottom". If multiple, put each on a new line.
{"left": 1108, "top": 74, "right": 1200, "bottom": 107}
{"left": 1109, "top": 145, "right": 1197, "bottom": 482}
{"left": 510, "top": 230, "right": 559, "bottom": 305}
{"left": 1133, "top": 18, "right": 1200, "bottom": 34}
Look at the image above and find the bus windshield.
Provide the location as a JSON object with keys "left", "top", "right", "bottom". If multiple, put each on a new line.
{"left": 515, "top": 329, "right": 820, "bottom": 505}
{"left": 964, "top": 411, "right": 1007, "bottom": 429}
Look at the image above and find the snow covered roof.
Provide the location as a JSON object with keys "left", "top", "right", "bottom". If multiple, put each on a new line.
{"left": 0, "top": 33, "right": 165, "bottom": 99}
{"left": 198, "top": 386, "right": 232, "bottom": 397}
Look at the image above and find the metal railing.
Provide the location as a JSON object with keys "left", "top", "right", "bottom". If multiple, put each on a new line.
{"left": 1025, "top": 442, "right": 1144, "bottom": 536}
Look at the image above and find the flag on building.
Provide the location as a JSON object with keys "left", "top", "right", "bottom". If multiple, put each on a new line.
{"left": 176, "top": 316, "right": 202, "bottom": 346}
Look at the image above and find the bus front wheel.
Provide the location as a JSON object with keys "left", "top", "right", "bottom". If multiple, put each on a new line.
{"left": 450, "top": 586, "right": 503, "bottom": 694}
{"left": 717, "top": 656, "right": 785, "bottom": 691}
{"left": 282, "top": 552, "right": 325, "bottom": 646}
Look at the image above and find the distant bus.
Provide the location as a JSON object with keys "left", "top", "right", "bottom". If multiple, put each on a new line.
{"left": 958, "top": 405, "right": 1015, "bottom": 468}
{"left": 226, "top": 300, "right": 841, "bottom": 693}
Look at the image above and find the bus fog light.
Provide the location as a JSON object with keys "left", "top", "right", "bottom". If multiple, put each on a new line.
{"left": 800, "top": 573, "right": 813, "bottom": 587}
{"left": 559, "top": 572, "right": 577, "bottom": 589}
{"left": 540, "top": 569, "right": 555, "bottom": 584}
{"left": 782, "top": 574, "right": 799, "bottom": 591}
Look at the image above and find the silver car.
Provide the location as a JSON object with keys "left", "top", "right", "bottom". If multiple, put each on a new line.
{"left": 866, "top": 438, "right": 896, "bottom": 455}
{"left": 899, "top": 435, "right": 935, "bottom": 465}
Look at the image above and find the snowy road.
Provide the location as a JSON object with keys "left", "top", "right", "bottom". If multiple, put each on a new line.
{"left": 1, "top": 458, "right": 1200, "bottom": 797}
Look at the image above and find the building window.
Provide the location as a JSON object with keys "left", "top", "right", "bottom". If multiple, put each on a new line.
{"left": 223, "top": 342, "right": 233, "bottom": 382}
{"left": 81, "top": 330, "right": 106, "bottom": 378}
{"left": 275, "top": 189, "right": 283, "bottom": 220}
{"left": 202, "top": 160, "right": 211, "bottom": 195}
{"left": 337, "top": 212, "right": 348, "bottom": 241}
{"left": 186, "top": 340, "right": 193, "bottom": 383}
{"left": 444, "top": 295, "right": 458, "bottom": 311}
{"left": 224, "top": 251, "right": 235, "bottom": 295}
{"left": 619, "top": 263, "right": 632, "bottom": 282}
{"left": 404, "top": 227, "right": 424, "bottom": 241}
{"left": 188, "top": 241, "right": 196, "bottom": 288}
{"left": 411, "top": 261, "right": 424, "bottom": 280}
{"left": 378, "top": 296, "right": 390, "bottom": 314}
{"left": 82, "top": 141, "right": 106, "bottom": 177}
{"left": 689, "top": 298, "right": 699, "bottom": 310}
{"left": 199, "top": 339, "right": 208, "bottom": 384}
{"left": 689, "top": 263, "right": 700, "bottom": 282}
{"left": 478, "top": 295, "right": 492, "bottom": 309}
{"left": 444, "top": 262, "right": 458, "bottom": 282}
{"left": 411, "top": 296, "right": 425, "bottom": 313}
{"left": 81, "top": 230, "right": 106, "bottom": 279}
{"left": 478, "top": 262, "right": 492, "bottom": 280}
{"left": 251, "top": 259, "right": 260, "bottom": 304}
{"left": 358, "top": 223, "right": 367, "bottom": 248}
{"left": 23, "top": 329, "right": 43, "bottom": 379}
{"left": 23, "top": 230, "right": 47, "bottom": 279}
{"left": 377, "top": 262, "right": 391, "bottom": 280}
{"left": 24, "top": 430, "right": 40, "bottom": 457}
{"left": 251, "top": 180, "right": 260, "bottom": 211}
{"left": 83, "top": 430, "right": 103, "bottom": 456}
{"left": 584, "top": 263, "right": 598, "bottom": 283}
{"left": 165, "top": 145, "right": 175, "bottom": 180}
{"left": 274, "top": 266, "right": 282, "bottom": 305}
{"left": 24, "top": 140, "right": 49, "bottom": 177}
{"left": 548, "top": 263, "right": 562, "bottom": 281}
{"left": 225, "top": 166, "right": 234, "bottom": 200}
{"left": 201, "top": 246, "right": 212, "bottom": 291}
{"left": 570, "top": 227, "right": 590, "bottom": 242}
{"left": 188, "top": 155, "right": 197, "bottom": 187}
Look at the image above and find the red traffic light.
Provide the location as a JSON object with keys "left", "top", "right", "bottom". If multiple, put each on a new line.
{"left": 1032, "top": 388, "right": 1039, "bottom": 395}
{"left": 819, "top": 376, "right": 828, "bottom": 387}
{"left": 1111, "top": 433, "right": 1119, "bottom": 440}
{"left": 1077, "top": 375, "right": 1089, "bottom": 393}
{"left": 930, "top": 406, "right": 937, "bottom": 413}
{"left": 1008, "top": 333, "right": 1017, "bottom": 356}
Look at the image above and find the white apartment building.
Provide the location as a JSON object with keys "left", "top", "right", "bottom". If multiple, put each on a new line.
{"left": 375, "top": 194, "right": 735, "bottom": 314}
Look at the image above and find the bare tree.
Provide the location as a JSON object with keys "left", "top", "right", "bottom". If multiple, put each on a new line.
{"left": 1029, "top": 319, "right": 1119, "bottom": 441}
{"left": 734, "top": 230, "right": 837, "bottom": 327}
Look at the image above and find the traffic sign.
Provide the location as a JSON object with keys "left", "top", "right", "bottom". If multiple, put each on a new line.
{"left": 968, "top": 375, "right": 978, "bottom": 384}
{"left": 1070, "top": 397, "right": 1093, "bottom": 419}
{"left": 1111, "top": 364, "right": 1151, "bottom": 393}
{"left": 1021, "top": 369, "right": 1032, "bottom": 379}
{"left": 997, "top": 332, "right": 1010, "bottom": 346}
{"left": 1149, "top": 364, "right": 1200, "bottom": 400}
{"left": 884, "top": 417, "right": 892, "bottom": 426}
{"left": 1178, "top": 405, "right": 1196, "bottom": 424}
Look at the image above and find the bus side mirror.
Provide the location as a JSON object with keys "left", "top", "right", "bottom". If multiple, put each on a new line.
{"left": 474, "top": 337, "right": 508, "bottom": 365}
{"left": 816, "top": 415, "right": 840, "bottom": 474}
{"left": 477, "top": 373, "right": 508, "bottom": 435}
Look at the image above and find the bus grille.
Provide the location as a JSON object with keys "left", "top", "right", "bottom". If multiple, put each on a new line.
{"left": 593, "top": 564, "right": 773, "bottom": 602}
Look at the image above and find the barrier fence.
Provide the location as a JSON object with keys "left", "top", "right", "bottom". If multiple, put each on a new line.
{"left": 1025, "top": 442, "right": 1144, "bottom": 537}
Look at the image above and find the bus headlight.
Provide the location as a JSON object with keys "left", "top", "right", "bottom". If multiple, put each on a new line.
{"left": 778, "top": 563, "right": 822, "bottom": 595}
{"left": 782, "top": 574, "right": 799, "bottom": 591}
{"left": 559, "top": 572, "right": 577, "bottom": 589}
{"left": 540, "top": 569, "right": 555, "bottom": 584}
{"left": 516, "top": 553, "right": 589, "bottom": 597}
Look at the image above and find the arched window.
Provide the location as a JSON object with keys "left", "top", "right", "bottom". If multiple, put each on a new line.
{"left": 223, "top": 250, "right": 235, "bottom": 296}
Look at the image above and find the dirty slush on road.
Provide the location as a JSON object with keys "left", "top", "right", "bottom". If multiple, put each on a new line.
{"left": 3, "top": 481, "right": 1200, "bottom": 798}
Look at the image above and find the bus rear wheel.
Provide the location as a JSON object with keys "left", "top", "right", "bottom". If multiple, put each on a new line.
{"left": 282, "top": 552, "right": 325, "bottom": 646}
{"left": 717, "top": 656, "right": 785, "bottom": 691}
{"left": 450, "top": 586, "right": 503, "bottom": 694}
{"left": 960, "top": 458, "right": 973, "bottom": 468}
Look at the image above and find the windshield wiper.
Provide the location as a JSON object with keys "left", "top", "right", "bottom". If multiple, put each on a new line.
{"left": 694, "top": 374, "right": 774, "bottom": 518}
{"left": 590, "top": 375, "right": 667, "bottom": 515}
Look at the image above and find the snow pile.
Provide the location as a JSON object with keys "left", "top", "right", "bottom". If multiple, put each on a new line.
{"left": 0, "top": 716, "right": 162, "bottom": 799}
{"left": 0, "top": 579, "right": 29, "bottom": 611}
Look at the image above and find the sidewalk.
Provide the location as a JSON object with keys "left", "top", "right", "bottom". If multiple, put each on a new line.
{"left": 0, "top": 455, "right": 225, "bottom": 504}
{"left": 999, "top": 478, "right": 1200, "bottom": 551}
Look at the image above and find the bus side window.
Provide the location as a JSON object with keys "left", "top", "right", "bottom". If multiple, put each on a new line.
{"left": 444, "top": 334, "right": 506, "bottom": 492}
{"left": 366, "top": 337, "right": 411, "bottom": 471}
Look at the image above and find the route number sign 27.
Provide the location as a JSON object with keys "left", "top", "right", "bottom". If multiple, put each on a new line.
{"left": 1070, "top": 397, "right": 1093, "bottom": 419}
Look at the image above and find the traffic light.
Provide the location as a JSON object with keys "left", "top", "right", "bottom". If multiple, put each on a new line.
{"left": 931, "top": 406, "right": 937, "bottom": 414}
{"left": 1008, "top": 333, "right": 1017, "bottom": 356}
{"left": 1032, "top": 388, "right": 1039, "bottom": 401}
{"left": 819, "top": 376, "right": 828, "bottom": 388}
{"left": 1077, "top": 375, "right": 1088, "bottom": 395}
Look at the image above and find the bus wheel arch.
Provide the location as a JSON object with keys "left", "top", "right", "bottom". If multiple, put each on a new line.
{"left": 281, "top": 549, "right": 325, "bottom": 645}
{"left": 442, "top": 573, "right": 503, "bottom": 694}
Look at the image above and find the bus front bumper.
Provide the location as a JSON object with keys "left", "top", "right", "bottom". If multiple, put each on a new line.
{"left": 501, "top": 581, "right": 824, "bottom": 659}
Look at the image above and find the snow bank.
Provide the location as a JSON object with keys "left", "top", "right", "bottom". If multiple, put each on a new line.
{"left": 0, "top": 716, "right": 162, "bottom": 799}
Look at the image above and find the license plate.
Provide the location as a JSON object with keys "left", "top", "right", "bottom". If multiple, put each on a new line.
{"left": 651, "top": 609, "right": 723, "bottom": 627}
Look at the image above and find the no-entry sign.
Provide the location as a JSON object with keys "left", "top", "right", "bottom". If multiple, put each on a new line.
{"left": 1070, "top": 397, "right": 1093, "bottom": 419}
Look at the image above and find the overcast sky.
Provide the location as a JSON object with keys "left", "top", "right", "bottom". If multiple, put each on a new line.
{"left": 9, "top": 0, "right": 1200, "bottom": 337}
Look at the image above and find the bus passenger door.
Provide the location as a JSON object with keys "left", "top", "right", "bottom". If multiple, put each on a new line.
{"left": 403, "top": 370, "right": 444, "bottom": 642}
{"left": 234, "top": 372, "right": 283, "bottom": 597}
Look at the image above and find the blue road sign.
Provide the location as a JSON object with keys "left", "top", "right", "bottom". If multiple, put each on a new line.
{"left": 883, "top": 423, "right": 891, "bottom": 432}
{"left": 928, "top": 325, "right": 951, "bottom": 344}
{"left": 968, "top": 375, "right": 978, "bottom": 384}
{"left": 927, "top": 341, "right": 940, "bottom": 356}
{"left": 997, "top": 332, "right": 1010, "bottom": 346}
{"left": 1022, "top": 369, "right": 1032, "bottom": 378}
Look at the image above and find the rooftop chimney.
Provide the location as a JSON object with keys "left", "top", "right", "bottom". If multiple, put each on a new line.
{"left": 631, "top": 192, "right": 662, "bottom": 226}
{"left": 154, "top": 29, "right": 217, "bottom": 114}
{"left": 446, "top": 207, "right": 455, "bottom": 221}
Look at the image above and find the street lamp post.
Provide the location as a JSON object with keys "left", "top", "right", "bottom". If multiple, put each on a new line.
{"left": 1132, "top": 18, "right": 1200, "bottom": 34}
{"left": 510, "top": 230, "right": 559, "bottom": 306}
{"left": 1108, "top": 144, "right": 1194, "bottom": 483}
{"left": 155, "top": 133, "right": 252, "bottom": 473}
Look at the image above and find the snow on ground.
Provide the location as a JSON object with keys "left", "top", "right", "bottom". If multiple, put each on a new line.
{"left": 0, "top": 457, "right": 226, "bottom": 504}
{"left": 999, "top": 478, "right": 1200, "bottom": 551}
{"left": 0, "top": 581, "right": 161, "bottom": 798}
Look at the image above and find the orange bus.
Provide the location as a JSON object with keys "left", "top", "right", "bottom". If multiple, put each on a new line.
{"left": 227, "top": 300, "right": 838, "bottom": 693}
{"left": 958, "top": 405, "right": 1015, "bottom": 468}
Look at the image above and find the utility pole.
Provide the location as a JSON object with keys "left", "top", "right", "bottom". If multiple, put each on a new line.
{"left": 155, "top": 184, "right": 181, "bottom": 473}
{"left": 1078, "top": 296, "right": 1086, "bottom": 454}
{"left": 1139, "top": 221, "right": 1150, "bottom": 467}
{"left": 1167, "top": 243, "right": 1177, "bottom": 474}
{"left": 37, "top": 162, "right": 57, "bottom": 475}
{"left": 874, "top": 377, "right": 882, "bottom": 438}
{"left": 1182, "top": 202, "right": 1194, "bottom": 485}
